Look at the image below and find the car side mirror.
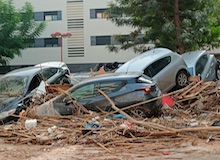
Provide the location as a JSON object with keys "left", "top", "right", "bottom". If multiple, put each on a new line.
{"left": 63, "top": 97, "right": 73, "bottom": 105}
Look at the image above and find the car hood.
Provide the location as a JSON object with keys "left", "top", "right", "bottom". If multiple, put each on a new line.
{"left": 0, "top": 96, "right": 21, "bottom": 113}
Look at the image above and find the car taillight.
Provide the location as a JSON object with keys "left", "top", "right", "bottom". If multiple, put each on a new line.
{"left": 137, "top": 86, "right": 151, "bottom": 94}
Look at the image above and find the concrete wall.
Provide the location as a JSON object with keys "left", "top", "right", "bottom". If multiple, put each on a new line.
{"left": 10, "top": 0, "right": 67, "bottom": 65}
{"left": 9, "top": 0, "right": 137, "bottom": 66}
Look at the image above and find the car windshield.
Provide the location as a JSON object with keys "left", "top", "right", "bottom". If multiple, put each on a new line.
{"left": 0, "top": 76, "right": 28, "bottom": 96}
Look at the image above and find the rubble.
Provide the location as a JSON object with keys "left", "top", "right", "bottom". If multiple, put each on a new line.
{"left": 0, "top": 79, "right": 219, "bottom": 151}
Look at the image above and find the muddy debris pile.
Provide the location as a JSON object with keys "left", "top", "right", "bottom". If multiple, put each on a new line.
{"left": 0, "top": 80, "right": 219, "bottom": 148}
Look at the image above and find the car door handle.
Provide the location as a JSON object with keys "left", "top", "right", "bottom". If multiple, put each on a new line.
{"left": 211, "top": 62, "right": 214, "bottom": 67}
{"left": 206, "top": 73, "right": 210, "bottom": 78}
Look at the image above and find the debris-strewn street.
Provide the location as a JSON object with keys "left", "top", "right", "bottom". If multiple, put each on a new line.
{"left": 0, "top": 79, "right": 219, "bottom": 159}
{"left": 1, "top": 138, "right": 220, "bottom": 160}
{"left": 1, "top": 0, "right": 220, "bottom": 159}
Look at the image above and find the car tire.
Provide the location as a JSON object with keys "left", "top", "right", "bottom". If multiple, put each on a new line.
{"left": 216, "top": 61, "right": 220, "bottom": 80}
{"left": 131, "top": 106, "right": 150, "bottom": 118}
{"left": 176, "top": 70, "right": 188, "bottom": 88}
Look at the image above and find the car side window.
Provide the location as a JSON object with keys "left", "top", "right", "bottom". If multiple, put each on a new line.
{"left": 28, "top": 74, "right": 41, "bottom": 93}
{"left": 42, "top": 68, "right": 59, "bottom": 80}
{"left": 195, "top": 55, "right": 208, "bottom": 75}
{"left": 70, "top": 83, "right": 95, "bottom": 100}
{"left": 98, "top": 81, "right": 126, "bottom": 94}
{"left": 144, "top": 56, "right": 171, "bottom": 77}
{"left": 144, "top": 67, "right": 153, "bottom": 77}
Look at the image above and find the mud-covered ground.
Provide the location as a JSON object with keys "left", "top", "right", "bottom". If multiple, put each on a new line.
{"left": 0, "top": 77, "right": 219, "bottom": 160}
{"left": 0, "top": 138, "right": 220, "bottom": 160}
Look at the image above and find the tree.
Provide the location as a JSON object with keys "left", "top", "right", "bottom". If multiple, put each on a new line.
{"left": 106, "top": 0, "right": 220, "bottom": 54}
{"left": 0, "top": 0, "right": 46, "bottom": 65}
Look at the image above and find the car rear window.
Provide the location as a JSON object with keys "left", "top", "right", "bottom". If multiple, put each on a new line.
{"left": 98, "top": 81, "right": 126, "bottom": 94}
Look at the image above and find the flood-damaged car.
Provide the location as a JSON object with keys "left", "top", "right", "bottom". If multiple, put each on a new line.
{"left": 71, "top": 62, "right": 121, "bottom": 84}
{"left": 41, "top": 72, "right": 162, "bottom": 118}
{"left": 0, "top": 63, "right": 71, "bottom": 124}
{"left": 182, "top": 50, "right": 220, "bottom": 81}
{"left": 115, "top": 48, "right": 189, "bottom": 93}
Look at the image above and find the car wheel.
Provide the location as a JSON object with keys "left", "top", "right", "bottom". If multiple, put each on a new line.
{"left": 216, "top": 63, "right": 220, "bottom": 80}
{"left": 131, "top": 106, "right": 151, "bottom": 118}
{"left": 176, "top": 70, "right": 188, "bottom": 88}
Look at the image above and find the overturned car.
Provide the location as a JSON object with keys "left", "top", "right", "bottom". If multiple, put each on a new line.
{"left": 0, "top": 64, "right": 71, "bottom": 124}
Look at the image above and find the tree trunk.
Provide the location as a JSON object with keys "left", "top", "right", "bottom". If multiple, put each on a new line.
{"left": 174, "top": 0, "right": 185, "bottom": 54}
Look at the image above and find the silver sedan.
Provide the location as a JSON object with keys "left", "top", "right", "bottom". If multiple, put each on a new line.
{"left": 115, "top": 48, "right": 189, "bottom": 93}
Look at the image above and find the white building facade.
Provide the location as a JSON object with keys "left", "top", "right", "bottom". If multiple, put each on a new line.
{"left": 9, "top": 0, "right": 138, "bottom": 69}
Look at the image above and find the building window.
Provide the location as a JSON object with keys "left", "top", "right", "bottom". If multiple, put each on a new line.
{"left": 34, "top": 11, "right": 62, "bottom": 21}
{"left": 44, "top": 11, "right": 60, "bottom": 21}
{"left": 25, "top": 39, "right": 35, "bottom": 48}
{"left": 90, "top": 9, "right": 107, "bottom": 19}
{"left": 44, "top": 38, "right": 59, "bottom": 47}
{"left": 91, "top": 35, "right": 131, "bottom": 46}
{"left": 91, "top": 36, "right": 111, "bottom": 46}
{"left": 25, "top": 38, "right": 60, "bottom": 48}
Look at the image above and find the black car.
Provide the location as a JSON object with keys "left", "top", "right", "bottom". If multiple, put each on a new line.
{"left": 0, "top": 65, "right": 70, "bottom": 124}
{"left": 51, "top": 72, "right": 162, "bottom": 117}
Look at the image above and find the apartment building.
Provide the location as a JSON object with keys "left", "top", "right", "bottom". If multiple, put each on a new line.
{"left": 6, "top": 0, "right": 140, "bottom": 72}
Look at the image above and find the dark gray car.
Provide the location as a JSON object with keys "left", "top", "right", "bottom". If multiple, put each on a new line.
{"left": 51, "top": 72, "right": 162, "bottom": 118}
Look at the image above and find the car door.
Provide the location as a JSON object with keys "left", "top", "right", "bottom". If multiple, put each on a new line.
{"left": 94, "top": 80, "right": 130, "bottom": 111}
{"left": 195, "top": 53, "right": 216, "bottom": 81}
{"left": 70, "top": 82, "right": 98, "bottom": 110}
{"left": 144, "top": 56, "right": 173, "bottom": 93}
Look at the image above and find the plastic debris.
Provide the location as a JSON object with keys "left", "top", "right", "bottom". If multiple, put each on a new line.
{"left": 162, "top": 151, "right": 170, "bottom": 155}
{"left": 162, "top": 94, "right": 175, "bottom": 107}
{"left": 25, "top": 119, "right": 37, "bottom": 130}
{"left": 120, "top": 121, "right": 132, "bottom": 128}
{"left": 212, "top": 121, "right": 220, "bottom": 126}
{"left": 107, "top": 114, "right": 126, "bottom": 119}
{"left": 82, "top": 120, "right": 102, "bottom": 134}
{"left": 47, "top": 125, "right": 57, "bottom": 134}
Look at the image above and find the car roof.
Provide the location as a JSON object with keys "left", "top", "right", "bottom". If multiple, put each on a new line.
{"left": 116, "top": 48, "right": 176, "bottom": 72}
{"left": 35, "top": 61, "right": 68, "bottom": 70}
{"left": 72, "top": 72, "right": 147, "bottom": 86}
{"left": 3, "top": 66, "right": 44, "bottom": 77}
{"left": 182, "top": 50, "right": 206, "bottom": 68}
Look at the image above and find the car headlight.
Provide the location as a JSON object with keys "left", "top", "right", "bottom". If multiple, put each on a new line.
{"left": 0, "top": 109, "right": 16, "bottom": 119}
